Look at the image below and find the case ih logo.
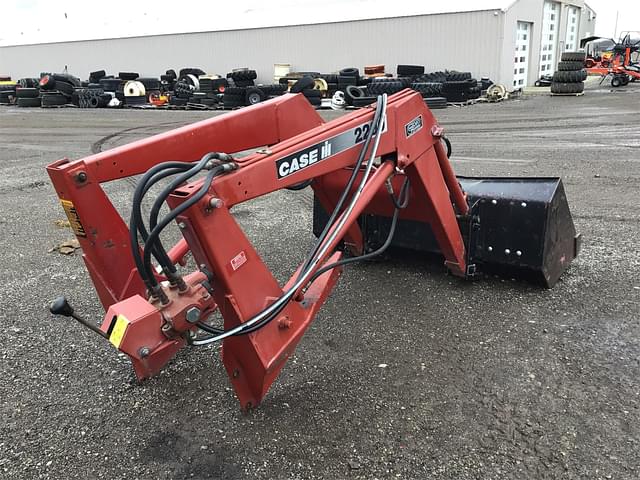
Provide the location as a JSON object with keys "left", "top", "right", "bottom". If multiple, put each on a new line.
{"left": 276, "top": 119, "right": 387, "bottom": 179}
{"left": 405, "top": 115, "right": 423, "bottom": 138}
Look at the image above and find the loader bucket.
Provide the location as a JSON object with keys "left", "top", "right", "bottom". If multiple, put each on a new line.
{"left": 313, "top": 177, "right": 580, "bottom": 288}
{"left": 459, "top": 177, "right": 580, "bottom": 287}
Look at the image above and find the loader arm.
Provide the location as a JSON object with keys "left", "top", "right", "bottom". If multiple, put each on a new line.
{"left": 47, "top": 91, "right": 578, "bottom": 410}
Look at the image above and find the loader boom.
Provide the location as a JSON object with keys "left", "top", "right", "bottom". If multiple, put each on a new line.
{"left": 47, "top": 91, "right": 579, "bottom": 409}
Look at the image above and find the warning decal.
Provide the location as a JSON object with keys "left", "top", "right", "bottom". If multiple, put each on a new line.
{"left": 60, "top": 199, "right": 87, "bottom": 237}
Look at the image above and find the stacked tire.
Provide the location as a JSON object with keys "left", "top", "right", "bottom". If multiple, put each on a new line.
{"left": 16, "top": 87, "right": 41, "bottom": 107}
{"left": 551, "top": 52, "right": 587, "bottom": 94}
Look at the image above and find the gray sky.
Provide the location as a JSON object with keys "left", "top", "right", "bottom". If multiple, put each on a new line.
{"left": 0, "top": 0, "right": 637, "bottom": 46}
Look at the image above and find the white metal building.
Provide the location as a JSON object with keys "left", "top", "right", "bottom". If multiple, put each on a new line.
{"left": 0, "top": 0, "right": 596, "bottom": 88}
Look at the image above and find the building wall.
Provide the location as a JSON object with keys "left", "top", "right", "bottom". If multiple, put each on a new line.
{"left": 0, "top": 11, "right": 503, "bottom": 84}
{"left": 501, "top": 0, "right": 596, "bottom": 87}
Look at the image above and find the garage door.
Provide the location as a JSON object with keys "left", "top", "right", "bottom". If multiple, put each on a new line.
{"left": 539, "top": 1, "right": 559, "bottom": 76}
{"left": 514, "top": 21, "right": 531, "bottom": 88}
{"left": 565, "top": 6, "right": 580, "bottom": 51}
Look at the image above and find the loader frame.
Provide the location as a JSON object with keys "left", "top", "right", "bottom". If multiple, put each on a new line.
{"left": 48, "top": 91, "right": 474, "bottom": 409}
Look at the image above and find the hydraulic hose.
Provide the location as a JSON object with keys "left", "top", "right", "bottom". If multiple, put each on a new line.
{"left": 191, "top": 94, "right": 389, "bottom": 344}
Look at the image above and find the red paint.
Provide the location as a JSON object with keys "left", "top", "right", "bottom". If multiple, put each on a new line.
{"left": 47, "top": 90, "right": 471, "bottom": 409}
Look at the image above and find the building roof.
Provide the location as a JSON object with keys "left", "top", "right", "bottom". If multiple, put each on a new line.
{"left": 0, "top": 0, "right": 515, "bottom": 46}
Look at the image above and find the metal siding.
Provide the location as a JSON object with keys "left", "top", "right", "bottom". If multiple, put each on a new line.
{"left": 0, "top": 12, "right": 502, "bottom": 83}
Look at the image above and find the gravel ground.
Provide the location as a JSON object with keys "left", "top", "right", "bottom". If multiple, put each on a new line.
{"left": 1, "top": 82, "right": 639, "bottom": 480}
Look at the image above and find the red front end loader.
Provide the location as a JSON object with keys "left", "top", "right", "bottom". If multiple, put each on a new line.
{"left": 47, "top": 91, "right": 580, "bottom": 410}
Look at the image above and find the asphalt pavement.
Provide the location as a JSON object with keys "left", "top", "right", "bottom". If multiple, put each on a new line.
{"left": 1, "top": 81, "right": 639, "bottom": 479}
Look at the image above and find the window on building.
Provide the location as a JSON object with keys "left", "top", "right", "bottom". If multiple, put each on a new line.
{"left": 549, "top": 34, "right": 554, "bottom": 40}
{"left": 523, "top": 34, "right": 527, "bottom": 40}
{"left": 519, "top": 79, "right": 524, "bottom": 85}
{"left": 550, "top": 24, "right": 554, "bottom": 31}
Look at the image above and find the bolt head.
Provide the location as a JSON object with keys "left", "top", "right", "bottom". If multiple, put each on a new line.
{"left": 139, "top": 347, "right": 150, "bottom": 358}
{"left": 178, "top": 222, "right": 186, "bottom": 229}
{"left": 75, "top": 171, "right": 88, "bottom": 183}
{"left": 185, "top": 307, "right": 201, "bottom": 324}
{"left": 491, "top": 199, "right": 498, "bottom": 205}
{"left": 505, "top": 249, "right": 511, "bottom": 255}
{"left": 208, "top": 197, "right": 223, "bottom": 209}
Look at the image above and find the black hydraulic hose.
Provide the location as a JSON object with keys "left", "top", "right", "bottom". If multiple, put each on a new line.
{"left": 236, "top": 97, "right": 389, "bottom": 337}
{"left": 296, "top": 98, "right": 386, "bottom": 281}
{"left": 148, "top": 153, "right": 224, "bottom": 236}
{"left": 142, "top": 165, "right": 226, "bottom": 285}
{"left": 286, "top": 179, "right": 313, "bottom": 191}
{"left": 129, "top": 161, "right": 197, "bottom": 290}
{"left": 305, "top": 176, "right": 410, "bottom": 287}
{"left": 196, "top": 321, "right": 223, "bottom": 335}
{"left": 189, "top": 95, "right": 388, "bottom": 344}
{"left": 132, "top": 165, "right": 194, "bottom": 276}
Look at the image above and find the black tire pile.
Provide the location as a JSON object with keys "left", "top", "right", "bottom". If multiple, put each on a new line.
{"left": 221, "top": 69, "right": 288, "bottom": 108}
{"left": 551, "top": 52, "right": 587, "bottom": 94}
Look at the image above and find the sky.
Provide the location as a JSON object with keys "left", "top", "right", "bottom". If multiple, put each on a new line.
{"left": 0, "top": 0, "right": 638, "bottom": 46}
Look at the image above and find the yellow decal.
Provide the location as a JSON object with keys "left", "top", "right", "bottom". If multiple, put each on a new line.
{"left": 60, "top": 199, "right": 87, "bottom": 237}
{"left": 109, "top": 315, "right": 129, "bottom": 349}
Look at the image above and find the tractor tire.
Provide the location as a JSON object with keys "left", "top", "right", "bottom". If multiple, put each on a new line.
{"left": 17, "top": 97, "right": 42, "bottom": 107}
{"left": 339, "top": 67, "right": 359, "bottom": 77}
{"left": 222, "top": 93, "right": 245, "bottom": 108}
{"left": 411, "top": 82, "right": 443, "bottom": 97}
{"left": 345, "top": 85, "right": 365, "bottom": 105}
{"left": 306, "top": 96, "right": 322, "bottom": 107}
{"left": 41, "top": 93, "right": 68, "bottom": 107}
{"left": 321, "top": 74, "right": 338, "bottom": 84}
{"left": 16, "top": 87, "right": 39, "bottom": 98}
{"left": 397, "top": 64, "right": 425, "bottom": 76}
{"left": 259, "top": 84, "right": 287, "bottom": 96}
{"left": 89, "top": 70, "right": 106, "bottom": 83}
{"left": 223, "top": 86, "right": 247, "bottom": 96}
{"left": 417, "top": 71, "right": 447, "bottom": 83}
{"left": 165, "top": 69, "right": 177, "bottom": 79}
{"left": 561, "top": 51, "right": 587, "bottom": 62}
{"left": 337, "top": 75, "right": 357, "bottom": 87}
{"left": 557, "top": 61, "right": 584, "bottom": 71}
{"left": 550, "top": 82, "right": 584, "bottom": 94}
{"left": 245, "top": 87, "right": 266, "bottom": 105}
{"left": 425, "top": 97, "right": 447, "bottom": 110}
{"left": 100, "top": 78, "right": 122, "bottom": 91}
{"left": 54, "top": 81, "right": 75, "bottom": 95}
{"left": 39, "top": 75, "right": 56, "bottom": 90}
{"left": 302, "top": 88, "right": 322, "bottom": 98}
{"left": 446, "top": 71, "right": 472, "bottom": 81}
{"left": 138, "top": 77, "right": 160, "bottom": 91}
{"left": 368, "top": 79, "right": 404, "bottom": 95}
{"left": 552, "top": 69, "right": 587, "bottom": 83}
{"left": 179, "top": 68, "right": 206, "bottom": 78}
{"left": 227, "top": 69, "right": 257, "bottom": 82}
{"left": 119, "top": 72, "right": 139, "bottom": 81}
{"left": 232, "top": 80, "right": 254, "bottom": 87}
{"left": 621, "top": 75, "right": 630, "bottom": 86}
{"left": 290, "top": 77, "right": 315, "bottom": 93}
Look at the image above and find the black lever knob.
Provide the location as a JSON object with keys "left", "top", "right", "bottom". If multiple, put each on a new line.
{"left": 50, "top": 296, "right": 74, "bottom": 317}
{"left": 49, "top": 296, "right": 107, "bottom": 339}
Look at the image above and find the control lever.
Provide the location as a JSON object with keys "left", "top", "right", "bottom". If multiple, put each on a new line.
{"left": 49, "top": 296, "right": 107, "bottom": 338}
